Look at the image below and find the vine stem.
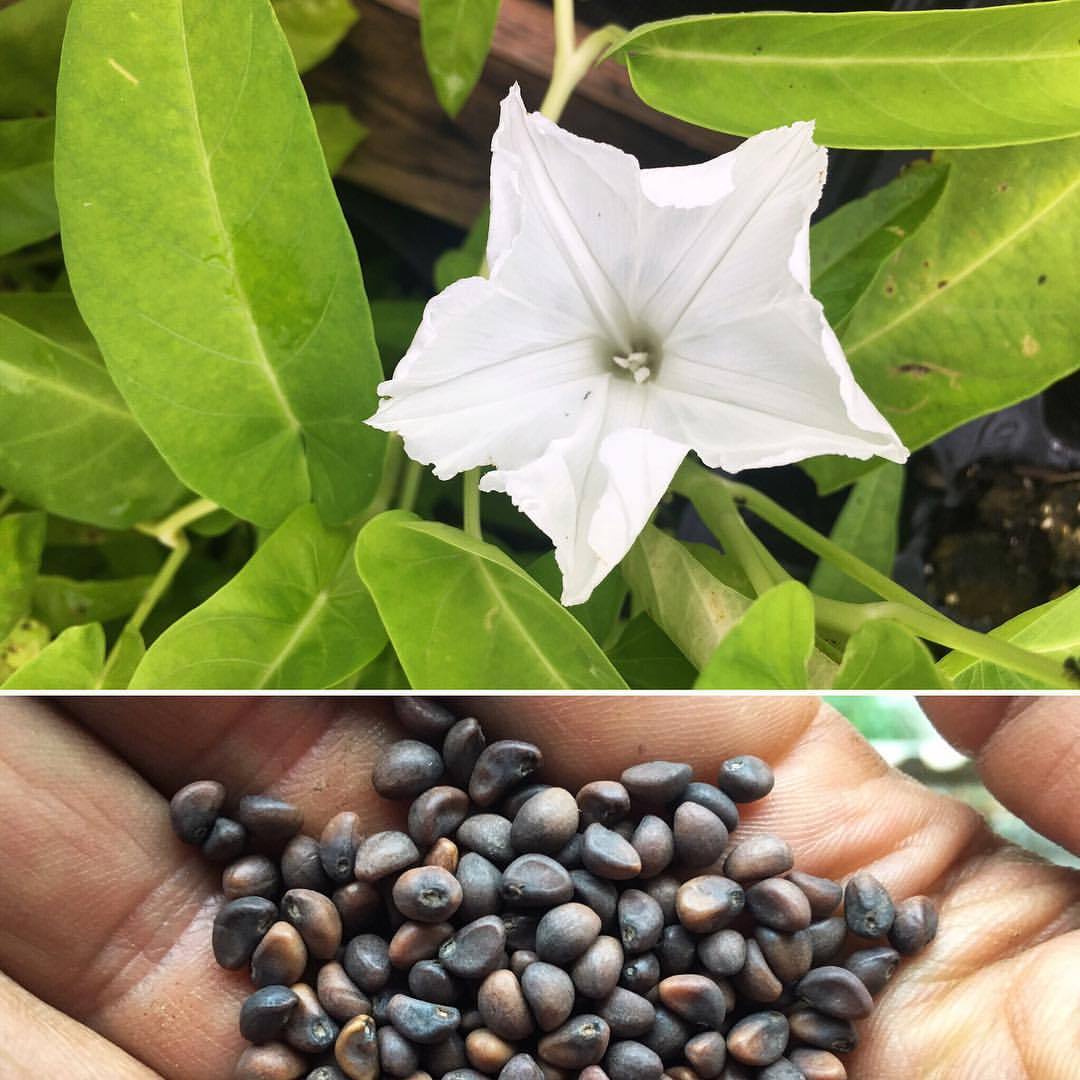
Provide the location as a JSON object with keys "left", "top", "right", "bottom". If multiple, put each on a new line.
{"left": 462, "top": 470, "right": 482, "bottom": 539}
{"left": 0, "top": 492, "right": 14, "bottom": 516}
{"left": 136, "top": 496, "right": 218, "bottom": 549}
{"left": 397, "top": 459, "right": 423, "bottom": 513}
{"left": 540, "top": 0, "right": 625, "bottom": 123}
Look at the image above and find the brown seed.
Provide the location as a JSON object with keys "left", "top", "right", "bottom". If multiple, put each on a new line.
{"left": 582, "top": 824, "right": 643, "bottom": 881}
{"left": 538, "top": 1015, "right": 611, "bottom": 1069}
{"left": 427, "top": 1031, "right": 469, "bottom": 1074}
{"left": 788, "top": 1048, "right": 847, "bottom": 1080}
{"left": 796, "top": 966, "right": 874, "bottom": 1020}
{"left": 236, "top": 795, "right": 304, "bottom": 846}
{"left": 469, "top": 740, "right": 544, "bottom": 807}
{"left": 467, "top": 1029, "right": 516, "bottom": 1072}
{"left": 457, "top": 813, "right": 516, "bottom": 866}
{"left": 571, "top": 935, "right": 623, "bottom": 999}
{"left": 409, "top": 959, "right": 459, "bottom": 1004}
{"left": 354, "top": 830, "right": 420, "bottom": 882}
{"left": 409, "top": 786, "right": 470, "bottom": 847}
{"left": 320, "top": 812, "right": 363, "bottom": 884}
{"left": 732, "top": 940, "right": 782, "bottom": 1004}
{"left": 318, "top": 962, "right": 372, "bottom": 1023}
{"left": 745, "top": 878, "right": 812, "bottom": 933}
{"left": 579, "top": 1068, "right": 610, "bottom": 1080}
{"left": 502, "top": 854, "right": 574, "bottom": 908}
{"left": 604, "top": 1040, "right": 663, "bottom": 1080}
{"left": 283, "top": 982, "right": 338, "bottom": 1054}
{"left": 596, "top": 987, "right": 655, "bottom": 1038}
{"left": 571, "top": 870, "right": 619, "bottom": 924}
{"left": 888, "top": 895, "right": 938, "bottom": 955}
{"left": 787, "top": 871, "right": 842, "bottom": 920}
{"left": 806, "top": 916, "right": 847, "bottom": 965}
{"left": 502, "top": 783, "right": 552, "bottom": 820}
{"left": 282, "top": 888, "right": 342, "bottom": 959}
{"left": 786, "top": 1006, "right": 857, "bottom": 1053}
{"left": 373, "top": 740, "right": 445, "bottom": 799}
{"left": 511, "top": 787, "right": 580, "bottom": 854}
{"left": 344, "top": 934, "right": 392, "bottom": 993}
{"left": 640, "top": 1006, "right": 689, "bottom": 1064}
{"left": 457, "top": 852, "right": 504, "bottom": 921}
{"left": 555, "top": 832, "right": 583, "bottom": 870}
{"left": 213, "top": 895, "right": 277, "bottom": 969}
{"left": 387, "top": 994, "right": 461, "bottom": 1043}
{"left": 844, "top": 945, "right": 901, "bottom": 994}
{"left": 723, "top": 836, "right": 793, "bottom": 882}
{"left": 619, "top": 952, "right": 660, "bottom": 996}
{"left": 224, "top": 854, "right": 282, "bottom": 901}
{"left": 576, "top": 781, "right": 631, "bottom": 827}
{"left": 684, "top": 1031, "right": 727, "bottom": 1079}
{"left": 716, "top": 756, "right": 774, "bottom": 803}
{"left": 698, "top": 929, "right": 746, "bottom": 977}
{"left": 630, "top": 816, "right": 674, "bottom": 880}
{"left": 426, "top": 837, "right": 460, "bottom": 873}
{"left": 443, "top": 717, "right": 487, "bottom": 787}
{"left": 169, "top": 779, "right": 225, "bottom": 845}
{"left": 380, "top": 1025, "right": 421, "bottom": 1077}
{"left": 843, "top": 872, "right": 895, "bottom": 939}
{"left": 252, "top": 922, "right": 308, "bottom": 988}
{"left": 672, "top": 803, "right": 728, "bottom": 869}
{"left": 335, "top": 1014, "right": 379, "bottom": 1080}
{"left": 725, "top": 1011, "right": 789, "bottom": 1066}
{"left": 510, "top": 949, "right": 538, "bottom": 977}
{"left": 681, "top": 782, "right": 740, "bottom": 832}
{"left": 389, "top": 920, "right": 455, "bottom": 968}
{"left": 478, "top": 969, "right": 534, "bottom": 1040}
{"left": 618, "top": 890, "right": 663, "bottom": 954}
{"left": 657, "top": 975, "right": 727, "bottom": 1028}
{"left": 754, "top": 927, "right": 812, "bottom": 984}
{"left": 619, "top": 761, "right": 692, "bottom": 805}
{"left": 201, "top": 815, "right": 247, "bottom": 863}
{"left": 675, "top": 876, "right": 745, "bottom": 933}
{"left": 440, "top": 914, "right": 508, "bottom": 979}
{"left": 240, "top": 985, "right": 300, "bottom": 1044}
{"left": 500, "top": 1053, "right": 545, "bottom": 1080}
{"left": 536, "top": 902, "right": 602, "bottom": 964}
{"left": 334, "top": 881, "right": 382, "bottom": 937}
{"left": 281, "top": 835, "right": 334, "bottom": 893}
{"left": 656, "top": 924, "right": 696, "bottom": 978}
{"left": 393, "top": 865, "right": 464, "bottom": 923}
{"left": 665, "top": 1069, "right": 700, "bottom": 1080}
{"left": 234, "top": 1041, "right": 308, "bottom": 1080}
{"left": 394, "top": 697, "right": 458, "bottom": 741}
{"left": 521, "top": 961, "right": 576, "bottom": 1032}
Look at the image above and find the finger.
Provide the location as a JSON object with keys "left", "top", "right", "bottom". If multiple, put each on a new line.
{"left": 0, "top": 969, "right": 162, "bottom": 1079}
{"left": 921, "top": 696, "right": 1080, "bottom": 854}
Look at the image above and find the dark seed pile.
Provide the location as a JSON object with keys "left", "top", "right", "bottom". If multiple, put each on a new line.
{"left": 169, "top": 698, "right": 939, "bottom": 1080}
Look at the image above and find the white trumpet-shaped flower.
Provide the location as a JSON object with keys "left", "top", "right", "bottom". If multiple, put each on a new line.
{"left": 368, "top": 86, "right": 907, "bottom": 605}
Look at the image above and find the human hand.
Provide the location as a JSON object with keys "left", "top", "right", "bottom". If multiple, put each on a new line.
{"left": 0, "top": 695, "right": 1075, "bottom": 1078}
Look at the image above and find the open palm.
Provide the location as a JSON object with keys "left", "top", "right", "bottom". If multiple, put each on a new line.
{"left": 0, "top": 696, "right": 1076, "bottom": 1079}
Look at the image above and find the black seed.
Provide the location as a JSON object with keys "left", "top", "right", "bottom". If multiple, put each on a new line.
{"left": 426, "top": 1030, "right": 468, "bottom": 1075}
{"left": 201, "top": 815, "right": 247, "bottom": 863}
{"left": 169, "top": 779, "right": 225, "bottom": 845}
{"left": 457, "top": 813, "right": 516, "bottom": 866}
{"left": 788, "top": 1047, "right": 848, "bottom": 1080}
{"left": 334, "top": 881, "right": 382, "bottom": 937}
{"left": 724, "top": 836, "right": 794, "bottom": 882}
{"left": 354, "top": 830, "right": 420, "bottom": 882}
{"left": 717, "top": 756, "right": 774, "bottom": 803}
{"left": 343, "top": 934, "right": 392, "bottom": 993}
{"left": 571, "top": 934, "right": 623, "bottom": 998}
{"left": 394, "top": 697, "right": 458, "bottom": 741}
{"left": 409, "top": 786, "right": 470, "bottom": 848}
{"left": 521, "top": 961, "right": 576, "bottom": 1032}
{"left": 537, "top": 1014, "right": 611, "bottom": 1069}
{"left": 630, "top": 815, "right": 674, "bottom": 880}
{"left": 393, "top": 865, "right": 464, "bottom": 923}
{"left": 511, "top": 787, "right": 579, "bottom": 854}
{"left": 555, "top": 831, "right": 583, "bottom": 870}
{"left": 320, "top": 811, "right": 362, "bottom": 884}
{"left": 502, "top": 853, "right": 574, "bottom": 908}
{"left": 656, "top": 924, "right": 696, "bottom": 977}
{"left": 786, "top": 1006, "right": 858, "bottom": 1053}
{"left": 725, "top": 1011, "right": 789, "bottom": 1066}
{"left": 252, "top": 921, "right": 308, "bottom": 989}
{"left": 379, "top": 1027, "right": 421, "bottom": 1078}
{"left": 605, "top": 1039, "right": 663, "bottom": 1080}
{"left": 672, "top": 802, "right": 728, "bottom": 869}
{"left": 457, "top": 852, "right": 504, "bottom": 922}
{"left": 758, "top": 1057, "right": 803, "bottom": 1079}
{"left": 213, "top": 895, "right": 277, "bottom": 969}
{"left": 582, "top": 823, "right": 643, "bottom": 880}
{"left": 597, "top": 987, "right": 655, "bottom": 1038}
{"left": 499, "top": 1053, "right": 544, "bottom": 1080}
{"left": 570, "top": 869, "right": 619, "bottom": 924}
{"left": 888, "top": 895, "right": 938, "bottom": 955}
{"left": 745, "top": 878, "right": 812, "bottom": 933}
{"left": 681, "top": 781, "right": 739, "bottom": 832}
{"left": 618, "top": 889, "right": 664, "bottom": 954}
{"left": 223, "top": 854, "right": 281, "bottom": 901}
{"left": 308, "top": 1064, "right": 348, "bottom": 1080}
{"left": 387, "top": 994, "right": 461, "bottom": 1044}
{"left": 576, "top": 781, "right": 631, "bottom": 828}
{"left": 639, "top": 1006, "right": 689, "bottom": 1065}
{"left": 409, "top": 959, "right": 459, "bottom": 1005}
{"left": 236, "top": 794, "right": 304, "bottom": 846}
{"left": 469, "top": 740, "right": 543, "bottom": 808}
{"left": 284, "top": 983, "right": 339, "bottom": 1054}
{"left": 844, "top": 945, "right": 901, "bottom": 994}
{"left": 373, "top": 740, "right": 445, "bottom": 800}
{"left": 440, "top": 915, "right": 508, "bottom": 979}
{"left": 619, "top": 761, "right": 692, "bottom": 804}
{"left": 282, "top": 834, "right": 335, "bottom": 893}
{"left": 698, "top": 929, "right": 746, "bottom": 977}
{"left": 240, "top": 985, "right": 299, "bottom": 1044}
{"left": 806, "top": 916, "right": 848, "bottom": 965}
{"left": 796, "top": 966, "right": 874, "bottom": 1020}
{"left": 536, "top": 902, "right": 602, "bottom": 963}
{"left": 642, "top": 874, "right": 680, "bottom": 923}
{"left": 501, "top": 784, "right": 552, "bottom": 820}
{"left": 619, "top": 951, "right": 660, "bottom": 995}
{"left": 843, "top": 872, "right": 896, "bottom": 938}
{"left": 503, "top": 912, "right": 539, "bottom": 951}
{"left": 443, "top": 717, "right": 487, "bottom": 788}
{"left": 787, "top": 871, "right": 842, "bottom": 920}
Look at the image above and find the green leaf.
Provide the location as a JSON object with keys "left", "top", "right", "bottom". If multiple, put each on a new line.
{"left": 0, "top": 616, "right": 51, "bottom": 681}
{"left": 274, "top": 0, "right": 358, "bottom": 74}
{"left": 0, "top": 510, "right": 46, "bottom": 638}
{"left": 809, "top": 462, "right": 904, "bottom": 604}
{"left": 695, "top": 581, "right": 815, "bottom": 690}
{"left": 131, "top": 504, "right": 385, "bottom": 688}
{"left": 834, "top": 619, "right": 950, "bottom": 689}
{"left": 938, "top": 586, "right": 1080, "bottom": 689}
{"left": 0, "top": 117, "right": 59, "bottom": 256}
{"left": 55, "top": 0, "right": 385, "bottom": 528}
{"left": 529, "top": 551, "right": 627, "bottom": 648}
{"left": 1, "top": 621, "right": 104, "bottom": 688}
{"left": 312, "top": 101, "right": 366, "bottom": 173}
{"left": 0, "top": 0, "right": 71, "bottom": 117}
{"left": 32, "top": 573, "right": 153, "bottom": 631}
{"left": 810, "top": 162, "right": 948, "bottom": 331}
{"left": 419, "top": 0, "right": 499, "bottom": 118}
{"left": 353, "top": 642, "right": 410, "bottom": 689}
{"left": 434, "top": 207, "right": 489, "bottom": 292}
{"left": 98, "top": 624, "right": 144, "bottom": 688}
{"left": 0, "top": 294, "right": 185, "bottom": 528}
{"left": 615, "top": 5, "right": 1080, "bottom": 149}
{"left": 807, "top": 136, "right": 1080, "bottom": 493}
{"left": 606, "top": 612, "right": 697, "bottom": 690}
{"left": 371, "top": 299, "right": 425, "bottom": 375}
{"left": 683, "top": 542, "right": 755, "bottom": 599}
{"left": 355, "top": 511, "right": 626, "bottom": 689}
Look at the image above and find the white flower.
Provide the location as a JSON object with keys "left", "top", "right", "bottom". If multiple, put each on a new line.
{"left": 368, "top": 86, "right": 907, "bottom": 605}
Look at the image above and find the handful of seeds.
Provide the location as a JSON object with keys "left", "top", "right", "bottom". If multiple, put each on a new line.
{"left": 169, "top": 699, "right": 938, "bottom": 1080}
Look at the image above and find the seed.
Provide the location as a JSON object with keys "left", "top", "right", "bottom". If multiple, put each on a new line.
{"left": 630, "top": 816, "right": 674, "bottom": 879}
{"left": 224, "top": 854, "right": 282, "bottom": 901}
{"left": 758, "top": 1057, "right": 803, "bottom": 1079}
{"left": 596, "top": 987, "right": 655, "bottom": 1038}
{"left": 511, "top": 788, "right": 579, "bottom": 854}
{"left": 500, "top": 1053, "right": 544, "bottom": 1080}
{"left": 283, "top": 982, "right": 339, "bottom": 1054}
{"left": 681, "top": 782, "right": 739, "bottom": 832}
{"left": 320, "top": 812, "right": 363, "bottom": 884}
{"left": 656, "top": 924, "right": 696, "bottom": 977}
{"left": 535, "top": 903, "right": 602, "bottom": 963}
{"left": 888, "top": 895, "right": 938, "bottom": 955}
{"left": 538, "top": 1015, "right": 611, "bottom": 1069}
{"left": 576, "top": 781, "right": 631, "bottom": 828}
{"left": 503, "top": 912, "right": 539, "bottom": 951}
{"left": 344, "top": 934, "right": 392, "bottom": 993}
{"left": 604, "top": 1040, "right": 663, "bottom": 1080}
{"left": 373, "top": 740, "right": 446, "bottom": 801}
{"left": 387, "top": 994, "right": 461, "bottom": 1044}
{"left": 844, "top": 945, "right": 900, "bottom": 994}
{"left": 619, "top": 952, "right": 660, "bottom": 995}
{"left": 332, "top": 881, "right": 382, "bottom": 939}
{"left": 510, "top": 949, "right": 538, "bottom": 976}
{"left": 477, "top": 968, "right": 534, "bottom": 1040}
{"left": 236, "top": 795, "right": 304, "bottom": 847}
{"left": 684, "top": 1031, "right": 726, "bottom": 1079}
{"left": 619, "top": 761, "right": 692, "bottom": 805}
{"left": 441, "top": 1071, "right": 487, "bottom": 1080}
{"left": 786, "top": 1006, "right": 858, "bottom": 1053}
{"left": 409, "top": 786, "right": 470, "bottom": 847}
{"left": 169, "top": 779, "right": 225, "bottom": 845}
{"left": 318, "top": 962, "right": 372, "bottom": 1023}
{"left": 745, "top": 878, "right": 812, "bottom": 933}
{"left": 806, "top": 916, "right": 847, "bottom": 965}
{"left": 335, "top": 1014, "right": 379, "bottom": 1080}
{"left": 618, "top": 890, "right": 663, "bottom": 954}
{"left": 639, "top": 1006, "right": 689, "bottom": 1064}
{"left": 556, "top": 832, "right": 583, "bottom": 870}
{"left": 657, "top": 974, "right": 727, "bottom": 1028}
{"left": 582, "top": 824, "right": 642, "bottom": 880}
{"left": 409, "top": 959, "right": 459, "bottom": 1004}
{"left": 571, "top": 935, "right": 623, "bottom": 998}
{"left": 213, "top": 895, "right": 277, "bottom": 969}
{"left": 502, "top": 784, "right": 552, "bottom": 820}
{"left": 675, "top": 875, "right": 745, "bottom": 933}
{"left": 201, "top": 815, "right": 247, "bottom": 863}
{"left": 282, "top": 888, "right": 342, "bottom": 959}
{"left": 642, "top": 875, "right": 679, "bottom": 924}
{"left": 520, "top": 961, "right": 576, "bottom": 1032}
{"left": 379, "top": 1024, "right": 420, "bottom": 1077}
{"left": 394, "top": 697, "right": 458, "bottom": 742}
{"left": 570, "top": 869, "right": 619, "bottom": 924}
{"left": 456, "top": 852, "right": 504, "bottom": 921}
{"left": 426, "top": 837, "right": 460, "bottom": 874}
{"left": 426, "top": 1031, "right": 469, "bottom": 1074}
{"left": 440, "top": 914, "right": 508, "bottom": 979}
{"left": 467, "top": 1028, "right": 516, "bottom": 1072}
{"left": 354, "top": 830, "right": 421, "bottom": 882}
{"left": 252, "top": 922, "right": 308, "bottom": 989}
{"left": 843, "top": 872, "right": 895, "bottom": 938}
{"left": 724, "top": 836, "right": 793, "bottom": 882}
{"left": 240, "top": 985, "right": 300, "bottom": 1044}
{"left": 443, "top": 717, "right": 487, "bottom": 787}
{"left": 717, "top": 756, "right": 774, "bottom": 803}
{"left": 393, "top": 866, "right": 464, "bottom": 923}
{"left": 469, "top": 740, "right": 544, "bottom": 807}
{"left": 502, "top": 854, "right": 574, "bottom": 908}
{"left": 725, "top": 1011, "right": 789, "bottom": 1066}
{"left": 732, "top": 939, "right": 782, "bottom": 1004}
{"left": 387, "top": 920, "right": 455, "bottom": 968}
{"left": 234, "top": 1041, "right": 308, "bottom": 1080}
{"left": 787, "top": 871, "right": 842, "bottom": 920}
{"left": 788, "top": 1047, "right": 847, "bottom": 1080}
{"left": 673, "top": 802, "right": 728, "bottom": 869}
{"left": 281, "top": 835, "right": 334, "bottom": 893}
{"left": 457, "top": 813, "right": 516, "bottom": 866}
{"left": 796, "top": 966, "right": 874, "bottom": 1020}
{"left": 754, "top": 927, "right": 812, "bottom": 984}
{"left": 697, "top": 929, "right": 746, "bottom": 977}
{"left": 579, "top": 1068, "right": 610, "bottom": 1080}
{"left": 308, "top": 1065, "right": 348, "bottom": 1080}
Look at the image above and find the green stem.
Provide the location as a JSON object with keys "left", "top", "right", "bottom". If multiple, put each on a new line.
{"left": 540, "top": 18, "right": 625, "bottom": 123}
{"left": 0, "top": 492, "right": 14, "bottom": 516}
{"left": 127, "top": 537, "right": 190, "bottom": 635}
{"left": 358, "top": 435, "right": 405, "bottom": 525}
{"left": 136, "top": 496, "right": 218, "bottom": 549}
{"left": 463, "top": 469, "right": 482, "bottom": 539}
{"left": 397, "top": 459, "right": 423, "bottom": 513}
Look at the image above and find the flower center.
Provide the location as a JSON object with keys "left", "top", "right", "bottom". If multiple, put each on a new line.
{"left": 612, "top": 349, "right": 653, "bottom": 384}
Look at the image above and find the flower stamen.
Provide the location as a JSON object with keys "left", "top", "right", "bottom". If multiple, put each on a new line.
{"left": 613, "top": 349, "right": 652, "bottom": 384}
